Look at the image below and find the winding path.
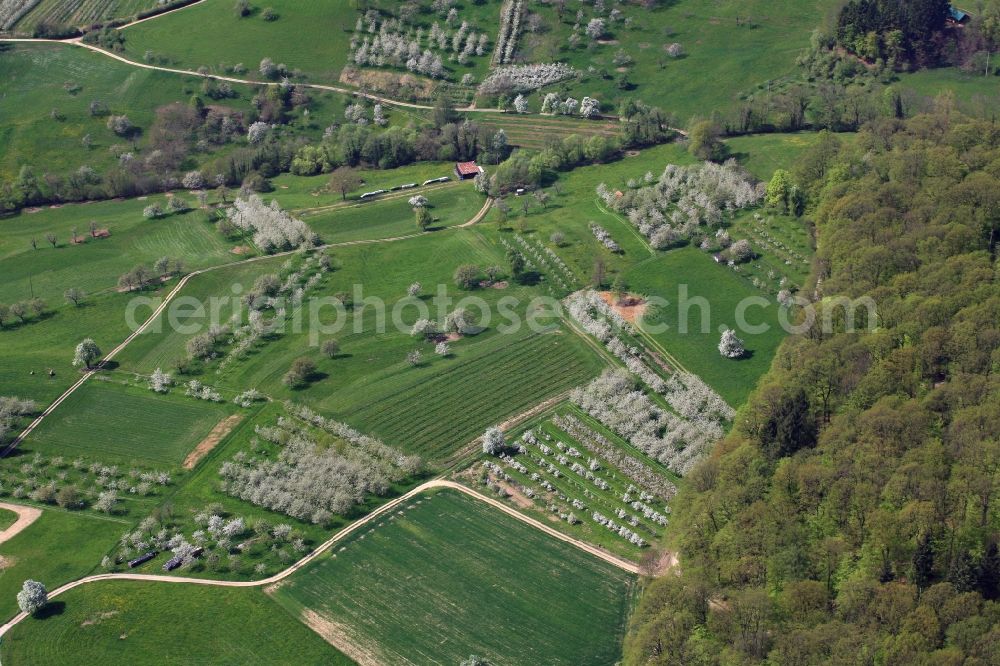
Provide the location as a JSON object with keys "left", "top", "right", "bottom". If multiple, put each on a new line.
{"left": 0, "top": 479, "right": 638, "bottom": 638}
{"left": 0, "top": 33, "right": 688, "bottom": 135}
{"left": 0, "top": 503, "right": 42, "bottom": 546}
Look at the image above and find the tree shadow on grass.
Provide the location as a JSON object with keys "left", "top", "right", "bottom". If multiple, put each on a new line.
{"left": 34, "top": 601, "right": 66, "bottom": 620}
{"left": 515, "top": 271, "right": 542, "bottom": 286}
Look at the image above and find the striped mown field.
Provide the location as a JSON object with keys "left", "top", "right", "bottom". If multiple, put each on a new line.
{"left": 272, "top": 488, "right": 637, "bottom": 665}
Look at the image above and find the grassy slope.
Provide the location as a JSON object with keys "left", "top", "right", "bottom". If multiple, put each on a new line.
{"left": 723, "top": 130, "right": 825, "bottom": 181}
{"left": 625, "top": 246, "right": 786, "bottom": 407}
{"left": 120, "top": 0, "right": 355, "bottom": 84}
{"left": 0, "top": 43, "right": 241, "bottom": 179}
{"left": 0, "top": 196, "right": 238, "bottom": 304}
{"left": 0, "top": 507, "right": 16, "bottom": 530}
{"left": 0, "top": 509, "right": 123, "bottom": 620}
{"left": 520, "top": 0, "right": 840, "bottom": 123}
{"left": 0, "top": 291, "right": 136, "bottom": 407}
{"left": 114, "top": 231, "right": 605, "bottom": 462}
{"left": 22, "top": 379, "right": 235, "bottom": 466}
{"left": 0, "top": 42, "right": 351, "bottom": 181}
{"left": 301, "top": 183, "right": 484, "bottom": 243}
{"left": 0, "top": 582, "right": 351, "bottom": 665}
{"left": 273, "top": 488, "right": 636, "bottom": 666}
{"left": 897, "top": 67, "right": 1000, "bottom": 113}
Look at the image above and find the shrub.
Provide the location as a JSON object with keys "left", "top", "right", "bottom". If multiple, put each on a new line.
{"left": 321, "top": 339, "right": 340, "bottom": 358}
{"left": 283, "top": 357, "right": 316, "bottom": 388}
{"left": 453, "top": 264, "right": 480, "bottom": 289}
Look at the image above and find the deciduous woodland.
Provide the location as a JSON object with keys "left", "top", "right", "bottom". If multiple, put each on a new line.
{"left": 625, "top": 113, "right": 1000, "bottom": 664}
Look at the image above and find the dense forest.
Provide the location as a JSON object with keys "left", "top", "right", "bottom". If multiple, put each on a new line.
{"left": 835, "top": 0, "right": 1000, "bottom": 68}
{"left": 625, "top": 111, "right": 1000, "bottom": 663}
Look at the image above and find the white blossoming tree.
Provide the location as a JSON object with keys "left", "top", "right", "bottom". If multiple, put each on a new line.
{"left": 16, "top": 580, "right": 47, "bottom": 615}
{"left": 149, "top": 368, "right": 172, "bottom": 393}
{"left": 72, "top": 338, "right": 102, "bottom": 370}
{"left": 718, "top": 328, "right": 745, "bottom": 358}
{"left": 482, "top": 426, "right": 505, "bottom": 455}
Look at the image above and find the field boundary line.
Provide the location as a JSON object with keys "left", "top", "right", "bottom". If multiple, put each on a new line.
{"left": 113, "top": 0, "right": 207, "bottom": 30}
{"left": 0, "top": 478, "right": 638, "bottom": 638}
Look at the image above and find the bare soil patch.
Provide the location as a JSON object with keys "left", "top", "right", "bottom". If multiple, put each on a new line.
{"left": 300, "top": 609, "right": 384, "bottom": 666}
{"left": 340, "top": 66, "right": 435, "bottom": 100}
{"left": 0, "top": 555, "right": 16, "bottom": 570}
{"left": 183, "top": 414, "right": 244, "bottom": 470}
{"left": 626, "top": 150, "right": 641, "bottom": 157}
{"left": 0, "top": 502, "right": 43, "bottom": 545}
{"left": 597, "top": 38, "right": 619, "bottom": 45}
{"left": 231, "top": 245, "right": 251, "bottom": 255}
{"left": 488, "top": 474, "right": 534, "bottom": 509}
{"left": 598, "top": 291, "right": 648, "bottom": 324}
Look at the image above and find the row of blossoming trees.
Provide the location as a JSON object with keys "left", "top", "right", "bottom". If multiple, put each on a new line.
{"left": 220, "top": 403, "right": 422, "bottom": 524}
{"left": 598, "top": 160, "right": 763, "bottom": 250}
{"left": 565, "top": 290, "right": 734, "bottom": 476}
{"left": 349, "top": 6, "right": 491, "bottom": 80}
{"left": 0, "top": 0, "right": 40, "bottom": 30}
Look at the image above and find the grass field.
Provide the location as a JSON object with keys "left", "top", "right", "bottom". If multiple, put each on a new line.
{"left": 120, "top": 0, "right": 356, "bottom": 85}
{"left": 516, "top": 0, "right": 840, "bottom": 124}
{"left": 0, "top": 43, "right": 245, "bottom": 179}
{"left": 723, "top": 131, "right": 827, "bottom": 181}
{"left": 114, "top": 230, "right": 605, "bottom": 463}
{"left": 300, "top": 182, "right": 485, "bottom": 244}
{"left": 0, "top": 195, "right": 239, "bottom": 304}
{"left": 340, "top": 328, "right": 601, "bottom": 460}
{"left": 22, "top": 379, "right": 235, "bottom": 466}
{"left": 0, "top": 42, "right": 351, "bottom": 181}
{"left": 0, "top": 509, "right": 123, "bottom": 620}
{"left": 0, "top": 508, "right": 17, "bottom": 531}
{"left": 0, "top": 290, "right": 137, "bottom": 407}
{"left": 474, "top": 114, "right": 621, "bottom": 150}
{"left": 897, "top": 68, "right": 1000, "bottom": 114}
{"left": 625, "top": 246, "right": 787, "bottom": 407}
{"left": 0, "top": 582, "right": 350, "bottom": 664}
{"left": 272, "top": 488, "right": 636, "bottom": 665}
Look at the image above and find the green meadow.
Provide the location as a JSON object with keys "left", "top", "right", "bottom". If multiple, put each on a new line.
{"left": 625, "top": 246, "right": 787, "bottom": 407}
{"left": 120, "top": 0, "right": 357, "bottom": 84}
{"left": 519, "top": 0, "right": 841, "bottom": 124}
{"left": 0, "top": 509, "right": 123, "bottom": 620}
{"left": 22, "top": 379, "right": 235, "bottom": 466}
{"left": 1, "top": 582, "right": 349, "bottom": 664}
{"left": 272, "top": 488, "right": 637, "bottom": 665}
{"left": 114, "top": 230, "right": 606, "bottom": 462}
